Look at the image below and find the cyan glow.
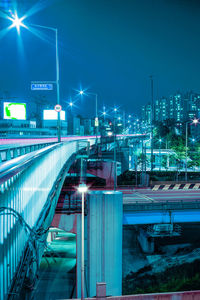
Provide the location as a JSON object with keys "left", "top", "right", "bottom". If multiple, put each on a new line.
{"left": 8, "top": 12, "right": 27, "bottom": 34}
{"left": 192, "top": 118, "right": 199, "bottom": 124}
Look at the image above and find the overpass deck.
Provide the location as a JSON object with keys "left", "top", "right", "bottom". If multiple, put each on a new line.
{"left": 123, "top": 189, "right": 200, "bottom": 206}
{"left": 121, "top": 188, "right": 200, "bottom": 225}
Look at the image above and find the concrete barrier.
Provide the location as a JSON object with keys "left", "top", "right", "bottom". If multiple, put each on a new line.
{"left": 69, "top": 282, "right": 200, "bottom": 299}
{"left": 152, "top": 183, "right": 200, "bottom": 190}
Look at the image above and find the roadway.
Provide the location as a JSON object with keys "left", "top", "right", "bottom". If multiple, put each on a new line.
{"left": 0, "top": 133, "right": 143, "bottom": 145}
{"left": 0, "top": 135, "right": 96, "bottom": 146}
{"left": 122, "top": 188, "right": 200, "bottom": 204}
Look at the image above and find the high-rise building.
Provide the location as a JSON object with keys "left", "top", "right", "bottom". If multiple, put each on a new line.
{"left": 168, "top": 93, "right": 186, "bottom": 122}
{"left": 142, "top": 91, "right": 200, "bottom": 126}
{"left": 154, "top": 97, "right": 168, "bottom": 122}
{"left": 141, "top": 103, "right": 152, "bottom": 125}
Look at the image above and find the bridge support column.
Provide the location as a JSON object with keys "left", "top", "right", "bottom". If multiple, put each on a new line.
{"left": 87, "top": 191, "right": 123, "bottom": 297}
{"left": 137, "top": 228, "right": 154, "bottom": 254}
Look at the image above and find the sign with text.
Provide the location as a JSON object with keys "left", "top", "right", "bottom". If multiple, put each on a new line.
{"left": 31, "top": 83, "right": 53, "bottom": 90}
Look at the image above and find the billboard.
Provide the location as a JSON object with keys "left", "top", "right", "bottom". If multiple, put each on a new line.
{"left": 43, "top": 110, "right": 65, "bottom": 120}
{"left": 4, "top": 102, "right": 26, "bottom": 120}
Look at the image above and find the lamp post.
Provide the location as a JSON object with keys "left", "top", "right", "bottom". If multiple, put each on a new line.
{"left": 185, "top": 118, "right": 199, "bottom": 181}
{"left": 79, "top": 90, "right": 98, "bottom": 143}
{"left": 9, "top": 15, "right": 61, "bottom": 142}
{"left": 150, "top": 75, "right": 154, "bottom": 171}
{"left": 77, "top": 183, "right": 88, "bottom": 300}
{"left": 159, "top": 138, "right": 162, "bottom": 171}
{"left": 113, "top": 108, "right": 117, "bottom": 190}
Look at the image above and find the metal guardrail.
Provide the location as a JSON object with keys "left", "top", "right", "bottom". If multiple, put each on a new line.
{"left": 123, "top": 200, "right": 200, "bottom": 211}
{"left": 0, "top": 141, "right": 57, "bottom": 162}
{"left": 0, "top": 143, "right": 60, "bottom": 188}
{"left": 0, "top": 138, "right": 95, "bottom": 299}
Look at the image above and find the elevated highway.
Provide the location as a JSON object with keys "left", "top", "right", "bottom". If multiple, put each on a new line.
{"left": 0, "top": 134, "right": 142, "bottom": 299}
{"left": 1, "top": 134, "right": 199, "bottom": 299}
{"left": 0, "top": 137, "right": 96, "bottom": 299}
{"left": 123, "top": 189, "right": 200, "bottom": 224}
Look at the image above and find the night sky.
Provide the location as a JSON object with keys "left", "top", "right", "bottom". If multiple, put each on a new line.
{"left": 1, "top": 0, "right": 200, "bottom": 117}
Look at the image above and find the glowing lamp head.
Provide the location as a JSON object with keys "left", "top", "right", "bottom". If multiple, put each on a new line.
{"left": 79, "top": 90, "right": 84, "bottom": 95}
{"left": 192, "top": 118, "right": 199, "bottom": 124}
{"left": 159, "top": 139, "right": 162, "bottom": 143}
{"left": 69, "top": 102, "right": 73, "bottom": 107}
{"left": 192, "top": 138, "right": 195, "bottom": 142}
{"left": 107, "top": 131, "right": 113, "bottom": 136}
{"left": 103, "top": 111, "right": 106, "bottom": 115}
{"left": 9, "top": 12, "right": 26, "bottom": 34}
{"left": 77, "top": 183, "right": 88, "bottom": 193}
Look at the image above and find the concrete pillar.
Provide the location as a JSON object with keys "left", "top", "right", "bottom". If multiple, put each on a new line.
{"left": 87, "top": 191, "right": 123, "bottom": 297}
{"left": 137, "top": 228, "right": 154, "bottom": 254}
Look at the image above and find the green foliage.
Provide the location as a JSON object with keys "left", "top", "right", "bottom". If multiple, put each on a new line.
{"left": 137, "top": 153, "right": 150, "bottom": 168}
{"left": 122, "top": 259, "right": 200, "bottom": 295}
{"left": 170, "top": 134, "right": 186, "bottom": 160}
{"left": 153, "top": 122, "right": 200, "bottom": 169}
{"left": 188, "top": 143, "right": 200, "bottom": 168}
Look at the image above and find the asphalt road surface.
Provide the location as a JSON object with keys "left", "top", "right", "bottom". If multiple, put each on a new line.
{"left": 122, "top": 188, "right": 200, "bottom": 204}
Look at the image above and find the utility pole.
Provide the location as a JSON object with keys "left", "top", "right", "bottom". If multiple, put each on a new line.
{"left": 150, "top": 75, "right": 154, "bottom": 171}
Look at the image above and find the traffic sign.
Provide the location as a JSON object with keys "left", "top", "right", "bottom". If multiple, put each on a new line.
{"left": 54, "top": 104, "right": 62, "bottom": 112}
{"left": 31, "top": 83, "right": 53, "bottom": 90}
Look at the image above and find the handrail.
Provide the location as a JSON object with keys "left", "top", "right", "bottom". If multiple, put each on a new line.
{"left": 0, "top": 143, "right": 62, "bottom": 185}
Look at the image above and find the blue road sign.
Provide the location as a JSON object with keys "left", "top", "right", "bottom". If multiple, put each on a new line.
{"left": 31, "top": 83, "right": 53, "bottom": 90}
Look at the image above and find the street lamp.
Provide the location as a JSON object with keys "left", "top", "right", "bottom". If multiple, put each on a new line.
{"left": 8, "top": 12, "right": 26, "bottom": 33}
{"left": 185, "top": 118, "right": 199, "bottom": 181}
{"left": 159, "top": 138, "right": 162, "bottom": 171}
{"left": 113, "top": 107, "right": 117, "bottom": 190}
{"left": 9, "top": 13, "right": 61, "bottom": 142}
{"left": 77, "top": 183, "right": 88, "bottom": 300}
{"left": 79, "top": 90, "right": 98, "bottom": 143}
